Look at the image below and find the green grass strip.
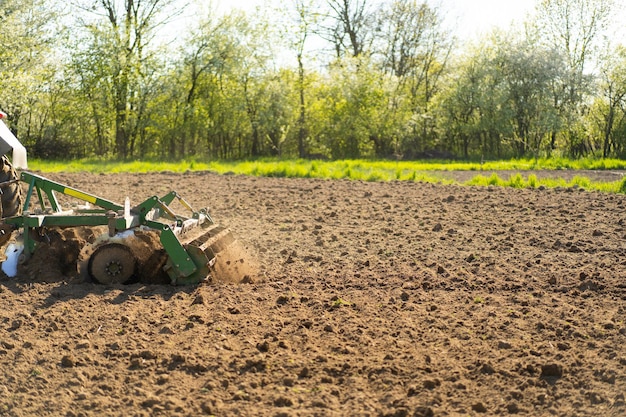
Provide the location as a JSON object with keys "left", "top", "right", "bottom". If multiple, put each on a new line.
{"left": 465, "top": 173, "right": 624, "bottom": 193}
{"left": 27, "top": 158, "right": 626, "bottom": 194}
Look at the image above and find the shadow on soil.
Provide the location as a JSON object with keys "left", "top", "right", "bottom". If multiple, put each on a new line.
{"left": 0, "top": 274, "right": 198, "bottom": 308}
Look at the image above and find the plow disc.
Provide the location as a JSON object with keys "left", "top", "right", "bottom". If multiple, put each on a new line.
{"left": 183, "top": 224, "right": 257, "bottom": 284}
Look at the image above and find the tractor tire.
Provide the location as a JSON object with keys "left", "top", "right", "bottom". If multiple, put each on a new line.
{"left": 0, "top": 154, "right": 22, "bottom": 218}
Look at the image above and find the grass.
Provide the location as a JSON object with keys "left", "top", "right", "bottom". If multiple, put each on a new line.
{"left": 466, "top": 172, "right": 625, "bottom": 193}
{"left": 26, "top": 157, "right": 626, "bottom": 194}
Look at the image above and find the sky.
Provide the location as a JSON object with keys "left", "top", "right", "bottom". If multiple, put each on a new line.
{"left": 441, "top": 0, "right": 535, "bottom": 38}
{"left": 214, "top": 0, "right": 538, "bottom": 39}
{"left": 197, "top": 0, "right": 626, "bottom": 54}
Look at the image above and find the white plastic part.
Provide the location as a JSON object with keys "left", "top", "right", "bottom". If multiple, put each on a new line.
{"left": 2, "top": 238, "right": 24, "bottom": 277}
{"left": 0, "top": 119, "right": 27, "bottom": 169}
{"left": 124, "top": 197, "right": 134, "bottom": 228}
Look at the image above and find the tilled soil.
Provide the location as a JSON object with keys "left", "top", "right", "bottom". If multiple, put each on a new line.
{"left": 0, "top": 171, "right": 625, "bottom": 417}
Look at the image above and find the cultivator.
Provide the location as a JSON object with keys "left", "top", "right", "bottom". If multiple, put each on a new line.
{"left": 0, "top": 113, "right": 251, "bottom": 285}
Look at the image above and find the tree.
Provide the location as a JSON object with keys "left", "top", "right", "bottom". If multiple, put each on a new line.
{"left": 0, "top": 0, "right": 61, "bottom": 150}
{"left": 306, "top": 57, "right": 403, "bottom": 159}
{"left": 497, "top": 39, "right": 564, "bottom": 157}
{"left": 282, "top": 0, "right": 319, "bottom": 157}
{"left": 323, "top": 0, "right": 374, "bottom": 58}
{"left": 382, "top": 1, "right": 451, "bottom": 157}
{"left": 71, "top": 0, "right": 186, "bottom": 158}
{"left": 237, "top": 12, "right": 281, "bottom": 158}
{"left": 437, "top": 38, "right": 509, "bottom": 159}
{"left": 168, "top": 8, "right": 290, "bottom": 159}
{"left": 593, "top": 45, "right": 626, "bottom": 157}
{"left": 172, "top": 10, "right": 248, "bottom": 158}
{"left": 437, "top": 32, "right": 567, "bottom": 159}
{"left": 535, "top": 0, "right": 613, "bottom": 74}
{"left": 533, "top": 0, "right": 615, "bottom": 153}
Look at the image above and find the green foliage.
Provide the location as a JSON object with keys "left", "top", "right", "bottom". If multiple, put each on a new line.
{"left": 508, "top": 173, "right": 525, "bottom": 188}
{"left": 0, "top": 0, "right": 623, "bottom": 162}
{"left": 619, "top": 177, "right": 626, "bottom": 194}
{"left": 488, "top": 174, "right": 501, "bottom": 186}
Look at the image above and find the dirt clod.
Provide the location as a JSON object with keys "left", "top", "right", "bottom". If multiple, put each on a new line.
{"left": 540, "top": 363, "right": 564, "bottom": 378}
{"left": 61, "top": 355, "right": 77, "bottom": 368}
{"left": 472, "top": 402, "right": 488, "bottom": 413}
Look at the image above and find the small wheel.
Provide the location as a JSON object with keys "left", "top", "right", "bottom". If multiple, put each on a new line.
{"left": 88, "top": 243, "right": 137, "bottom": 284}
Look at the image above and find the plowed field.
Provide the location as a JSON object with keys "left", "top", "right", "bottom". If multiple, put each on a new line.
{"left": 0, "top": 171, "right": 625, "bottom": 417}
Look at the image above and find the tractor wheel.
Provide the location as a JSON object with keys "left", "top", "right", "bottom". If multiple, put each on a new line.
{"left": 88, "top": 243, "right": 137, "bottom": 285}
{"left": 0, "top": 155, "right": 22, "bottom": 218}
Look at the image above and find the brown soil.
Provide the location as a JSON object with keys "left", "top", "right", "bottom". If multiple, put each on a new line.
{"left": 0, "top": 171, "right": 625, "bottom": 417}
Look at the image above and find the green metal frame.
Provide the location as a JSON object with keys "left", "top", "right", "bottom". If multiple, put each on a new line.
{"left": 5, "top": 172, "right": 216, "bottom": 284}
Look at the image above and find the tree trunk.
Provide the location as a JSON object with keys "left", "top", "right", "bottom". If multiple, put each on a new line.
{"left": 297, "top": 53, "right": 307, "bottom": 158}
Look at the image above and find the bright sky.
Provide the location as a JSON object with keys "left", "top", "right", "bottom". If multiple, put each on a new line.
{"left": 214, "top": 0, "right": 538, "bottom": 39}
{"left": 441, "top": 0, "right": 535, "bottom": 37}
{"left": 206, "top": 0, "right": 626, "bottom": 48}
